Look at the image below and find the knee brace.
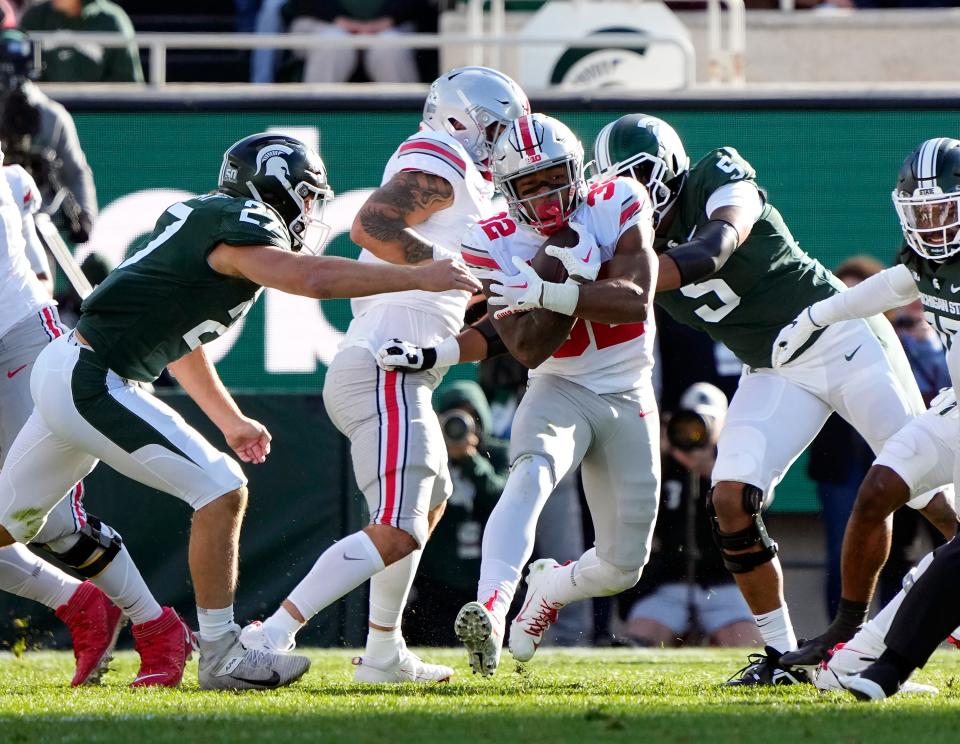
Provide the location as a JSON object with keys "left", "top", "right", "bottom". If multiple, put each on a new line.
{"left": 40, "top": 515, "right": 122, "bottom": 579}
{"left": 706, "top": 485, "right": 778, "bottom": 574}
{"left": 576, "top": 550, "right": 642, "bottom": 596}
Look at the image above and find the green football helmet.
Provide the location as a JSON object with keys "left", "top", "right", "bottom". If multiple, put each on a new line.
{"left": 218, "top": 132, "right": 334, "bottom": 254}
{"left": 594, "top": 114, "right": 689, "bottom": 227}
{"left": 893, "top": 137, "right": 960, "bottom": 261}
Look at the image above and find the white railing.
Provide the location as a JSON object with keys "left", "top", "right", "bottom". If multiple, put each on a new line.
{"left": 29, "top": 30, "right": 699, "bottom": 89}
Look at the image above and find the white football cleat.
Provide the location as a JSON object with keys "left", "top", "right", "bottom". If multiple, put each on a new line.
{"left": 239, "top": 620, "right": 294, "bottom": 652}
{"left": 352, "top": 645, "right": 453, "bottom": 684}
{"left": 455, "top": 601, "right": 503, "bottom": 677}
{"left": 509, "top": 558, "right": 564, "bottom": 663}
{"left": 815, "top": 643, "right": 937, "bottom": 695}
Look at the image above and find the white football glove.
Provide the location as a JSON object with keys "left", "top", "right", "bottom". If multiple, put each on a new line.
{"left": 376, "top": 338, "right": 432, "bottom": 371}
{"left": 544, "top": 220, "right": 601, "bottom": 283}
{"left": 487, "top": 257, "right": 545, "bottom": 319}
{"left": 771, "top": 307, "right": 823, "bottom": 368}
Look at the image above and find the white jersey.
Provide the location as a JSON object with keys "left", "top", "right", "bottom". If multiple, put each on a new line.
{"left": 0, "top": 165, "right": 48, "bottom": 338}
{"left": 462, "top": 177, "right": 656, "bottom": 395}
{"left": 343, "top": 128, "right": 496, "bottom": 354}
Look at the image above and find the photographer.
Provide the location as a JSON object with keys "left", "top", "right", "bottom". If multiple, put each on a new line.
{"left": 0, "top": 29, "right": 97, "bottom": 244}
{"left": 404, "top": 380, "right": 509, "bottom": 646}
{"left": 621, "top": 383, "right": 760, "bottom": 647}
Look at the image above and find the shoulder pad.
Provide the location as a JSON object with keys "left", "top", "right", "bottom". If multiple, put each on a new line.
{"left": 394, "top": 130, "right": 470, "bottom": 180}
{"left": 4, "top": 165, "right": 42, "bottom": 214}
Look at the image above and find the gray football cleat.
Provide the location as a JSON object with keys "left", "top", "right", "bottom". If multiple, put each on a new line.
{"left": 455, "top": 601, "right": 503, "bottom": 677}
{"left": 198, "top": 624, "right": 310, "bottom": 690}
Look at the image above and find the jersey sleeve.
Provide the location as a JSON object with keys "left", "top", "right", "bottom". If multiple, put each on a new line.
{"left": 582, "top": 177, "right": 654, "bottom": 253}
{"left": 216, "top": 198, "right": 291, "bottom": 251}
{"left": 460, "top": 221, "right": 507, "bottom": 273}
{"left": 388, "top": 132, "right": 469, "bottom": 187}
{"left": 692, "top": 148, "right": 759, "bottom": 212}
{"left": 6, "top": 166, "right": 42, "bottom": 216}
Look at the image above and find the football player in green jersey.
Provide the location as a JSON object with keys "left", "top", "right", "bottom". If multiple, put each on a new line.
{"left": 0, "top": 132, "right": 480, "bottom": 690}
{"left": 774, "top": 138, "right": 960, "bottom": 678}
{"left": 591, "top": 115, "right": 957, "bottom": 685}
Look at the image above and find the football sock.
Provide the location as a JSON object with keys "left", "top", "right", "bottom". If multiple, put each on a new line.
{"left": 0, "top": 544, "right": 79, "bottom": 609}
{"left": 368, "top": 549, "right": 421, "bottom": 631}
{"left": 545, "top": 549, "right": 640, "bottom": 606}
{"left": 197, "top": 605, "right": 235, "bottom": 642}
{"left": 476, "top": 454, "right": 554, "bottom": 624}
{"left": 286, "top": 530, "right": 385, "bottom": 622}
{"left": 365, "top": 626, "right": 403, "bottom": 661}
{"left": 90, "top": 545, "right": 163, "bottom": 626}
{"left": 754, "top": 606, "right": 797, "bottom": 654}
{"left": 261, "top": 606, "right": 302, "bottom": 652}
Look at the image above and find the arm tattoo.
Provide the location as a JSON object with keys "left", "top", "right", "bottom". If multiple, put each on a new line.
{"left": 356, "top": 171, "right": 454, "bottom": 263}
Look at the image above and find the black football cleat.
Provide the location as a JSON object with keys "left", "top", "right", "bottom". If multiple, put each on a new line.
{"left": 725, "top": 646, "right": 812, "bottom": 686}
{"left": 781, "top": 631, "right": 854, "bottom": 668}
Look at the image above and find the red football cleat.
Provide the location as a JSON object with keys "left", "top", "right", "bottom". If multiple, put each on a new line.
{"left": 130, "top": 607, "right": 196, "bottom": 688}
{"left": 55, "top": 581, "right": 125, "bottom": 687}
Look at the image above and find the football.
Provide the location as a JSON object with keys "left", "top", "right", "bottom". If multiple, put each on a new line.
{"left": 531, "top": 224, "right": 579, "bottom": 283}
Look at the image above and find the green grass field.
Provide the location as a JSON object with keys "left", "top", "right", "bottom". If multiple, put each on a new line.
{"left": 2, "top": 648, "right": 959, "bottom": 743}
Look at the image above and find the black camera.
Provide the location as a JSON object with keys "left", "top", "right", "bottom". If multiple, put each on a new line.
{"left": 666, "top": 382, "right": 728, "bottom": 452}
{"left": 440, "top": 408, "right": 477, "bottom": 447}
{"left": 666, "top": 409, "right": 714, "bottom": 452}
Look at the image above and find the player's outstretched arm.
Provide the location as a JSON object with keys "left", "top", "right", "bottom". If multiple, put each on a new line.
{"left": 657, "top": 201, "right": 758, "bottom": 292}
{"left": 167, "top": 346, "right": 271, "bottom": 464}
{"left": 350, "top": 170, "right": 457, "bottom": 264}
{"left": 208, "top": 243, "right": 480, "bottom": 299}
{"left": 772, "top": 264, "right": 920, "bottom": 367}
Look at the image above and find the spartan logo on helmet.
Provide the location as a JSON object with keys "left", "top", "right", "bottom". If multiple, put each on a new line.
{"left": 219, "top": 133, "right": 334, "bottom": 254}
{"left": 893, "top": 137, "right": 960, "bottom": 261}
{"left": 594, "top": 113, "right": 689, "bottom": 228}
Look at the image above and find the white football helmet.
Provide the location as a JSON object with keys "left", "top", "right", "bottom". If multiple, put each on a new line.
{"left": 492, "top": 113, "right": 587, "bottom": 235}
{"left": 422, "top": 66, "right": 529, "bottom": 172}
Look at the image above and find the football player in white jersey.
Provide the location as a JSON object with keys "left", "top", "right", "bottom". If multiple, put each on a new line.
{"left": 0, "top": 157, "right": 184, "bottom": 687}
{"left": 241, "top": 67, "right": 526, "bottom": 682}
{"left": 380, "top": 113, "right": 660, "bottom": 676}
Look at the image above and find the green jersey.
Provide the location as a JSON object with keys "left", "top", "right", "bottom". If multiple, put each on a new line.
{"left": 655, "top": 148, "right": 844, "bottom": 369}
{"left": 78, "top": 193, "right": 290, "bottom": 382}
{"left": 899, "top": 244, "right": 960, "bottom": 350}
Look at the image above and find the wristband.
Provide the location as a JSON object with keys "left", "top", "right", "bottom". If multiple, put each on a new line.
{"left": 432, "top": 243, "right": 461, "bottom": 262}
{"left": 434, "top": 335, "right": 461, "bottom": 368}
{"left": 806, "top": 304, "right": 825, "bottom": 329}
{"left": 540, "top": 281, "right": 580, "bottom": 316}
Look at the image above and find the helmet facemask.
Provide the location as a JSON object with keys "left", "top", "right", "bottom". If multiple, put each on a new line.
{"left": 605, "top": 152, "right": 683, "bottom": 228}
{"left": 288, "top": 178, "right": 334, "bottom": 255}
{"left": 894, "top": 188, "right": 960, "bottom": 261}
{"left": 501, "top": 160, "right": 584, "bottom": 236}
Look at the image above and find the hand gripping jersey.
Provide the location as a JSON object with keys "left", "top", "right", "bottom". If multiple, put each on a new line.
{"left": 0, "top": 164, "right": 49, "bottom": 337}
{"left": 900, "top": 244, "right": 960, "bottom": 350}
{"left": 654, "top": 148, "right": 844, "bottom": 369}
{"left": 461, "top": 177, "right": 655, "bottom": 395}
{"left": 344, "top": 129, "right": 497, "bottom": 353}
{"left": 76, "top": 193, "right": 285, "bottom": 382}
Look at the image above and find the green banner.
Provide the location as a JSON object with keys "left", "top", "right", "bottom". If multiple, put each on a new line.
{"left": 68, "top": 105, "right": 960, "bottom": 514}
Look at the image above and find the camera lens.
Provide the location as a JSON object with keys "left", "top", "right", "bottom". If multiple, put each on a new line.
{"left": 443, "top": 415, "right": 470, "bottom": 441}
{"left": 667, "top": 410, "right": 710, "bottom": 451}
